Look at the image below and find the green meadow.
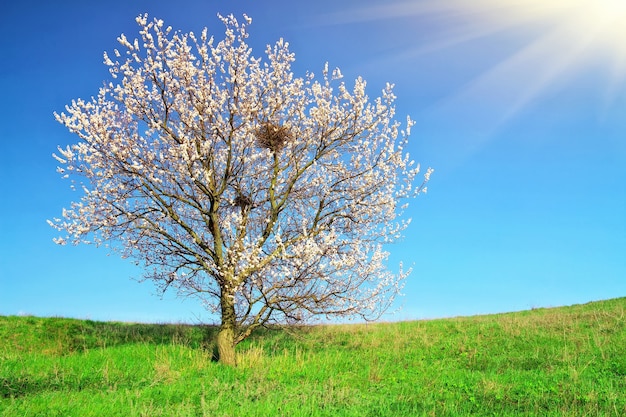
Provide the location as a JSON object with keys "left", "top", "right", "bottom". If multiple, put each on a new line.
{"left": 1, "top": 297, "right": 625, "bottom": 416}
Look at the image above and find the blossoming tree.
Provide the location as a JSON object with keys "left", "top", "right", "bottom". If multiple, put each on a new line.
{"left": 51, "top": 14, "right": 432, "bottom": 365}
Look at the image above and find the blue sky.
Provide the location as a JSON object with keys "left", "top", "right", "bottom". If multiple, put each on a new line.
{"left": 1, "top": 0, "right": 624, "bottom": 323}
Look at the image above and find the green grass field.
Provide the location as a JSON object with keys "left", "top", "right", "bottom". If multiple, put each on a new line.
{"left": 1, "top": 298, "right": 625, "bottom": 416}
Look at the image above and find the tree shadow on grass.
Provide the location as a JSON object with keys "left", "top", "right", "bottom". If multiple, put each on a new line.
{"left": 0, "top": 317, "right": 222, "bottom": 399}
{"left": 51, "top": 319, "right": 220, "bottom": 352}
{"left": 0, "top": 316, "right": 219, "bottom": 355}
{"left": 0, "top": 374, "right": 103, "bottom": 400}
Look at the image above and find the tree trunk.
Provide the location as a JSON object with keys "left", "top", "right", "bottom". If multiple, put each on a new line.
{"left": 216, "top": 291, "right": 237, "bottom": 366}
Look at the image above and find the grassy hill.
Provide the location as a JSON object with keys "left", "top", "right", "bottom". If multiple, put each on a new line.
{"left": 1, "top": 298, "right": 625, "bottom": 416}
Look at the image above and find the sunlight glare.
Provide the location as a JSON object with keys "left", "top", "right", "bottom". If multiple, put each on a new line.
{"left": 328, "top": 0, "right": 626, "bottom": 129}
{"left": 427, "top": 0, "right": 626, "bottom": 123}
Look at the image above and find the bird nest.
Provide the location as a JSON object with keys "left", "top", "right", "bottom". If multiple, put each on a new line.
{"left": 234, "top": 194, "right": 253, "bottom": 210}
{"left": 255, "top": 122, "right": 292, "bottom": 153}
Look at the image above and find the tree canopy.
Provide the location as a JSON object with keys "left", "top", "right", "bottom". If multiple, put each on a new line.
{"left": 51, "top": 14, "right": 432, "bottom": 364}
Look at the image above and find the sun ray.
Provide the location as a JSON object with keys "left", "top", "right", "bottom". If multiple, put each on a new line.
{"left": 327, "top": 0, "right": 626, "bottom": 123}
